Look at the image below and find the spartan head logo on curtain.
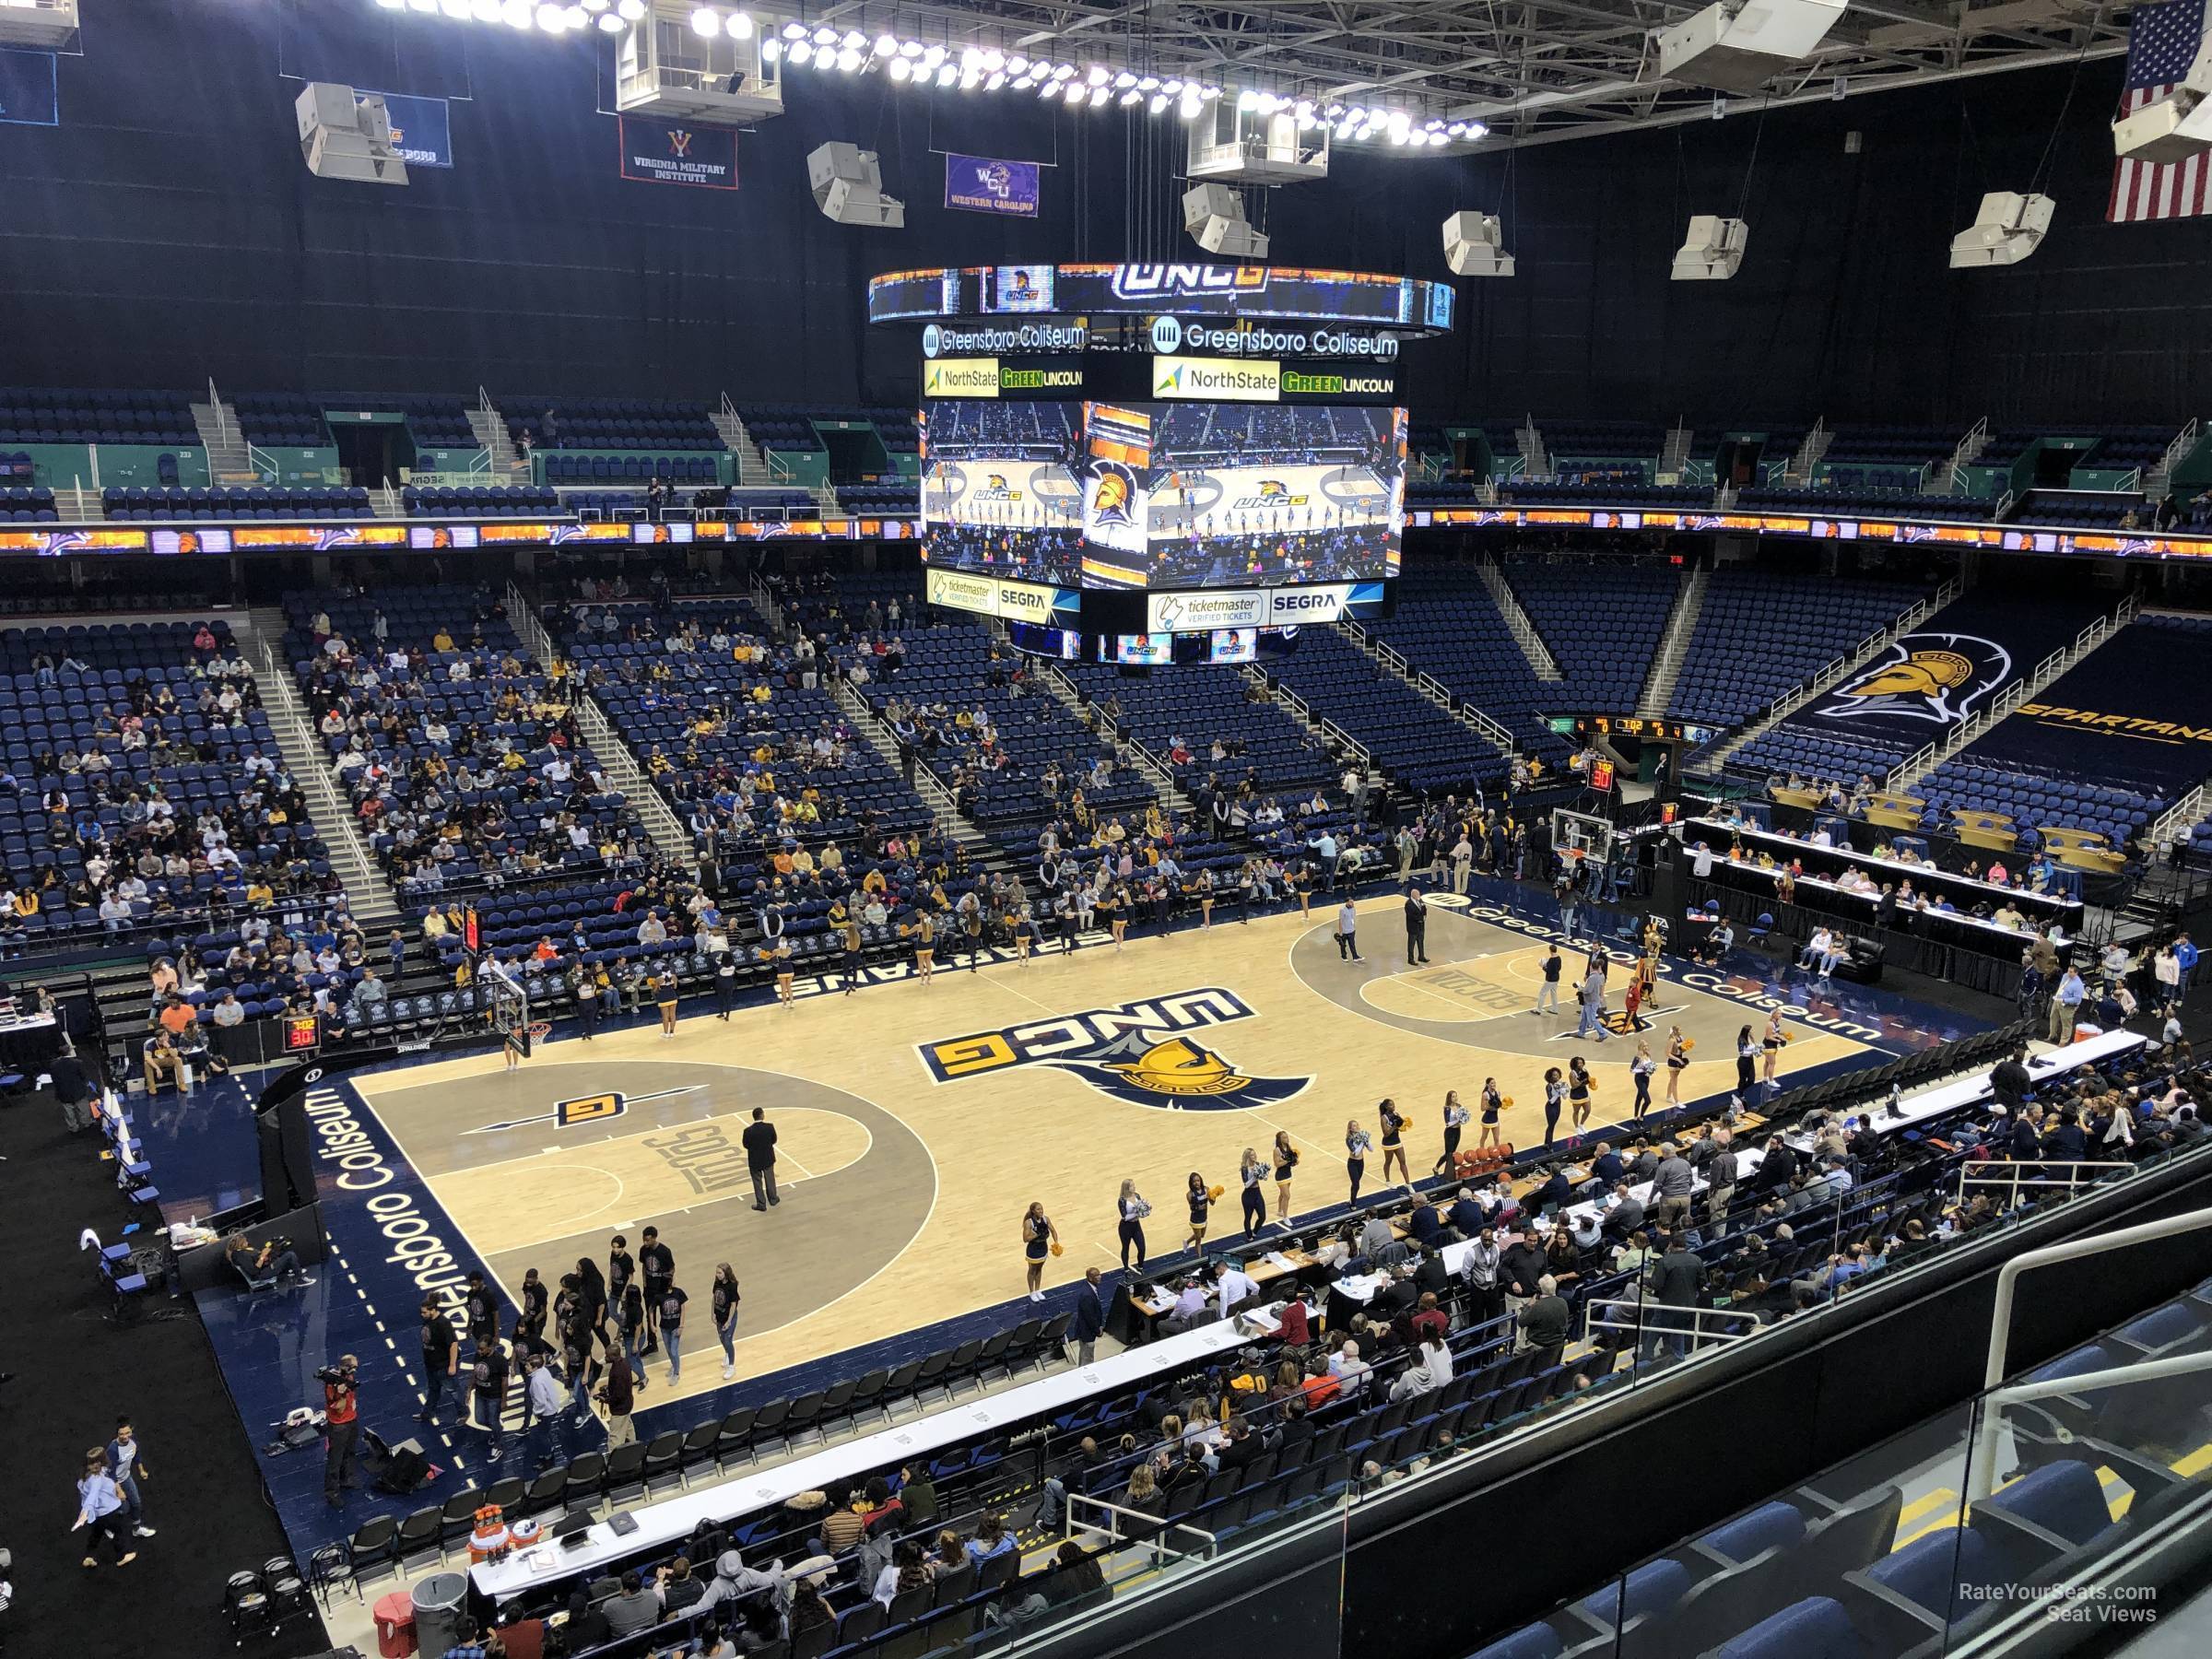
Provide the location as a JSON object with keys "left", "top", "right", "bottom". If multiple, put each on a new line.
{"left": 1813, "top": 631, "right": 2012, "bottom": 726}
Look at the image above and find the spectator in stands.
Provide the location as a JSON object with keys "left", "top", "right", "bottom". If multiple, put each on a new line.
{"left": 602, "top": 1570, "right": 660, "bottom": 1637}
{"left": 2050, "top": 964, "right": 2087, "bottom": 1042}
{"left": 1517, "top": 1276, "right": 1570, "bottom": 1369}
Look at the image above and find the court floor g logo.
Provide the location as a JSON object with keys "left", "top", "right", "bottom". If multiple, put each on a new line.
{"left": 919, "top": 987, "right": 1312, "bottom": 1111}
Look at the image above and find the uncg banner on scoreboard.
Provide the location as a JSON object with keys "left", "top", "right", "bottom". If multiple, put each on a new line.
{"left": 366, "top": 90, "right": 453, "bottom": 169}
{"left": 0, "top": 46, "right": 59, "bottom": 127}
{"left": 946, "top": 152, "right": 1041, "bottom": 218}
{"left": 618, "top": 114, "right": 738, "bottom": 189}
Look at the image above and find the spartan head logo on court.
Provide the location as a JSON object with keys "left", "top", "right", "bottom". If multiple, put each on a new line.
{"left": 1813, "top": 631, "right": 2011, "bottom": 726}
{"left": 919, "top": 987, "right": 1312, "bottom": 1111}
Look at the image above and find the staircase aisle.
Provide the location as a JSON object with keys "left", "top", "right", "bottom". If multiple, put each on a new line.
{"left": 1634, "top": 564, "right": 1710, "bottom": 718}
{"left": 248, "top": 609, "right": 400, "bottom": 924}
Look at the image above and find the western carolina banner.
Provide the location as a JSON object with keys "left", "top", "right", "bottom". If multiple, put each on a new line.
{"left": 945, "top": 152, "right": 1041, "bottom": 218}
{"left": 367, "top": 90, "right": 453, "bottom": 170}
{"left": 0, "top": 46, "right": 58, "bottom": 127}
{"left": 619, "top": 114, "right": 738, "bottom": 189}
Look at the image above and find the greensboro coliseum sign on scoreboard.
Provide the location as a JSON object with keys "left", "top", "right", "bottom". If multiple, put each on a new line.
{"left": 868, "top": 262, "right": 1453, "bottom": 667}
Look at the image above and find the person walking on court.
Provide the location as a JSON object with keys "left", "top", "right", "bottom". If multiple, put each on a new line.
{"left": 655, "top": 1276, "right": 688, "bottom": 1382}
{"left": 1346, "top": 1118, "right": 1372, "bottom": 1205}
{"left": 1379, "top": 1098, "right": 1411, "bottom": 1188}
{"left": 1335, "top": 897, "right": 1361, "bottom": 961}
{"left": 1576, "top": 959, "right": 1610, "bottom": 1041}
{"left": 1404, "top": 887, "right": 1429, "bottom": 966}
{"left": 107, "top": 1417, "right": 154, "bottom": 1539}
{"left": 418, "top": 1296, "right": 459, "bottom": 1422}
{"left": 1021, "top": 1201, "right": 1060, "bottom": 1302}
{"left": 743, "top": 1106, "right": 780, "bottom": 1210}
{"left": 1070, "top": 1266, "right": 1105, "bottom": 1365}
{"left": 1183, "top": 1171, "right": 1218, "bottom": 1253}
{"left": 1237, "top": 1147, "right": 1268, "bottom": 1239}
{"left": 468, "top": 1334, "right": 510, "bottom": 1462}
{"left": 1116, "top": 1178, "right": 1150, "bottom": 1270}
{"left": 639, "top": 1226, "right": 675, "bottom": 1358}
{"left": 712, "top": 1263, "right": 741, "bottom": 1382}
{"left": 73, "top": 1450, "right": 136, "bottom": 1568}
{"left": 598, "top": 1347, "right": 637, "bottom": 1449}
{"left": 1272, "top": 1129, "right": 1300, "bottom": 1224}
{"left": 1534, "top": 945, "right": 1562, "bottom": 1016}
{"left": 1433, "top": 1090, "right": 1469, "bottom": 1177}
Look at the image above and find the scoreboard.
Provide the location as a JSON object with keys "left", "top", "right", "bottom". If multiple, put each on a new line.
{"left": 875, "top": 262, "right": 1442, "bottom": 645}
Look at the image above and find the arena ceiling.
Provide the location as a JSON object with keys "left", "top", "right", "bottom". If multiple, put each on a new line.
{"left": 805, "top": 0, "right": 2132, "bottom": 147}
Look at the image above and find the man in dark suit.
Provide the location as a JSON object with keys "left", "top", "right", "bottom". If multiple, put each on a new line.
{"left": 1446, "top": 1187, "right": 1485, "bottom": 1238}
{"left": 1646, "top": 1233, "right": 1704, "bottom": 1362}
{"left": 1412, "top": 1243, "right": 1452, "bottom": 1300}
{"left": 1407, "top": 1198, "right": 1445, "bottom": 1246}
{"left": 1069, "top": 1267, "right": 1105, "bottom": 1365}
{"left": 1404, "top": 887, "right": 1430, "bottom": 965}
{"left": 1990, "top": 1047, "right": 2033, "bottom": 1110}
{"left": 741, "top": 1106, "right": 780, "bottom": 1210}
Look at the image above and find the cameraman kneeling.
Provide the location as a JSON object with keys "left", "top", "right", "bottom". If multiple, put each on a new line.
{"left": 320, "top": 1356, "right": 360, "bottom": 1508}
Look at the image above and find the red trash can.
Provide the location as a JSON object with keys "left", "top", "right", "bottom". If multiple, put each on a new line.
{"left": 373, "top": 1588, "right": 417, "bottom": 1658}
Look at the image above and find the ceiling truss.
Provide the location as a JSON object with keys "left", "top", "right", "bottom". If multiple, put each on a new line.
{"left": 800, "top": 0, "right": 2131, "bottom": 147}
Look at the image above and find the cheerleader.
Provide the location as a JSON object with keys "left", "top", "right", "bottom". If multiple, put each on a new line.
{"left": 913, "top": 910, "right": 935, "bottom": 983}
{"left": 1761, "top": 1009, "right": 1786, "bottom": 1088}
{"left": 1735, "top": 1024, "right": 1759, "bottom": 1098}
{"left": 1477, "top": 1078, "right": 1504, "bottom": 1149}
{"left": 1630, "top": 1041, "right": 1656, "bottom": 1119}
{"left": 1184, "top": 1171, "right": 1218, "bottom": 1252}
{"left": 1103, "top": 882, "right": 1127, "bottom": 950}
{"left": 1021, "top": 1201, "right": 1059, "bottom": 1302}
{"left": 1116, "top": 1178, "right": 1151, "bottom": 1270}
{"left": 1567, "top": 1056, "right": 1595, "bottom": 1137}
{"left": 1345, "top": 1119, "right": 1372, "bottom": 1205}
{"left": 1238, "top": 1147, "right": 1268, "bottom": 1239}
{"left": 1014, "top": 903, "right": 1041, "bottom": 965}
{"left": 770, "top": 938, "right": 795, "bottom": 1007}
{"left": 654, "top": 967, "right": 679, "bottom": 1036}
{"left": 1378, "top": 1098, "right": 1411, "bottom": 1188}
{"left": 1665, "top": 1023, "right": 1690, "bottom": 1104}
{"left": 1541, "top": 1066, "right": 1566, "bottom": 1147}
{"left": 1196, "top": 868, "right": 1217, "bottom": 929}
{"left": 1272, "top": 1129, "right": 1300, "bottom": 1223}
{"left": 1433, "top": 1089, "right": 1470, "bottom": 1177}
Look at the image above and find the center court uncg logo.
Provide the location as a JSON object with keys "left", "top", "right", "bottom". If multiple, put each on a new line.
{"left": 918, "top": 986, "right": 1311, "bottom": 1110}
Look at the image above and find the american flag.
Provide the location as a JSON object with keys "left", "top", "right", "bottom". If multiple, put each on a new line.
{"left": 2110, "top": 0, "right": 2211, "bottom": 221}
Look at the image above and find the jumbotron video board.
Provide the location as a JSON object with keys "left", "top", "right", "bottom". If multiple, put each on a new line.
{"left": 874, "top": 262, "right": 1447, "bottom": 641}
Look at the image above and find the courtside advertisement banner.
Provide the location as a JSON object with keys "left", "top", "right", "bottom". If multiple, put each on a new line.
{"left": 946, "top": 153, "right": 1041, "bottom": 218}
{"left": 618, "top": 115, "right": 738, "bottom": 189}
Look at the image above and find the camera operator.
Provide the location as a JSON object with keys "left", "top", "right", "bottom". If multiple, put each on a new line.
{"left": 319, "top": 1355, "right": 360, "bottom": 1509}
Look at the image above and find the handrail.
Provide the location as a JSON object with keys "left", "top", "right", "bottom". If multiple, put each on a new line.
{"left": 1321, "top": 717, "right": 1371, "bottom": 764}
{"left": 1585, "top": 1299, "right": 1758, "bottom": 1346}
{"left": 1064, "top": 1494, "right": 1218, "bottom": 1567}
{"left": 1971, "top": 1201, "right": 2212, "bottom": 1498}
{"left": 1956, "top": 1159, "right": 2136, "bottom": 1206}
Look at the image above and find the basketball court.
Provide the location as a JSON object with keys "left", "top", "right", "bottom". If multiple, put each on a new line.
{"left": 335, "top": 889, "right": 1917, "bottom": 1416}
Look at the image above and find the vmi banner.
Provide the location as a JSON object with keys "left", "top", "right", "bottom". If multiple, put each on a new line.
{"left": 0, "top": 47, "right": 58, "bottom": 127}
{"left": 618, "top": 115, "right": 738, "bottom": 189}
{"left": 367, "top": 91, "right": 453, "bottom": 169}
{"left": 945, "top": 152, "right": 1041, "bottom": 218}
